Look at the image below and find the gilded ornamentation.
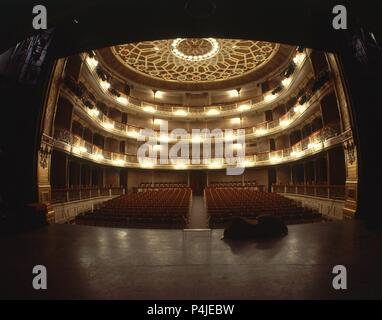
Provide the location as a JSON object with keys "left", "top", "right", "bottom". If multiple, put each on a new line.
{"left": 112, "top": 39, "right": 278, "bottom": 82}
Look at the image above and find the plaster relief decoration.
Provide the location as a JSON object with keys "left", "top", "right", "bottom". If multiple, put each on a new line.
{"left": 112, "top": 39, "right": 279, "bottom": 83}
{"left": 343, "top": 137, "right": 356, "bottom": 165}
{"left": 39, "top": 134, "right": 53, "bottom": 169}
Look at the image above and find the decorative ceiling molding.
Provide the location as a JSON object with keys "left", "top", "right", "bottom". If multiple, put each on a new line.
{"left": 96, "top": 39, "right": 296, "bottom": 91}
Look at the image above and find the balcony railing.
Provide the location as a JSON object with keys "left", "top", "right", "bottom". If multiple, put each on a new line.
{"left": 51, "top": 187, "right": 125, "bottom": 204}
{"left": 62, "top": 56, "right": 332, "bottom": 140}
{"left": 81, "top": 50, "right": 310, "bottom": 119}
{"left": 63, "top": 79, "right": 332, "bottom": 141}
{"left": 273, "top": 184, "right": 346, "bottom": 200}
{"left": 53, "top": 121, "right": 342, "bottom": 169}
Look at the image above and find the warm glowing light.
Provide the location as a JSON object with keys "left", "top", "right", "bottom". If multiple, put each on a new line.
{"left": 232, "top": 143, "right": 243, "bottom": 150}
{"left": 153, "top": 118, "right": 163, "bottom": 125}
{"left": 209, "top": 161, "right": 223, "bottom": 169}
{"left": 270, "top": 156, "right": 282, "bottom": 163}
{"left": 158, "top": 135, "right": 169, "bottom": 143}
{"left": 206, "top": 109, "right": 220, "bottom": 116}
{"left": 282, "top": 77, "right": 292, "bottom": 87}
{"left": 308, "top": 142, "right": 321, "bottom": 150}
{"left": 191, "top": 135, "right": 203, "bottom": 144}
{"left": 244, "top": 160, "right": 255, "bottom": 167}
{"left": 141, "top": 159, "right": 155, "bottom": 168}
{"left": 291, "top": 150, "right": 303, "bottom": 158}
{"left": 173, "top": 109, "right": 188, "bottom": 116}
{"left": 224, "top": 132, "right": 236, "bottom": 141}
{"left": 73, "top": 146, "right": 87, "bottom": 154}
{"left": 174, "top": 163, "right": 187, "bottom": 170}
{"left": 264, "top": 93, "right": 277, "bottom": 102}
{"left": 228, "top": 89, "right": 239, "bottom": 98}
{"left": 294, "top": 103, "right": 307, "bottom": 113}
{"left": 100, "top": 80, "right": 111, "bottom": 91}
{"left": 230, "top": 117, "right": 241, "bottom": 124}
{"left": 171, "top": 38, "right": 220, "bottom": 61}
{"left": 255, "top": 128, "right": 267, "bottom": 136}
{"left": 155, "top": 91, "right": 165, "bottom": 99}
{"left": 127, "top": 130, "right": 138, "bottom": 139}
{"left": 116, "top": 96, "right": 128, "bottom": 105}
{"left": 153, "top": 145, "right": 162, "bottom": 151}
{"left": 238, "top": 104, "right": 251, "bottom": 112}
{"left": 238, "top": 159, "right": 255, "bottom": 167}
{"left": 102, "top": 122, "right": 114, "bottom": 130}
{"left": 113, "top": 159, "right": 125, "bottom": 166}
{"left": 88, "top": 108, "right": 100, "bottom": 117}
{"left": 293, "top": 52, "right": 306, "bottom": 65}
{"left": 280, "top": 119, "right": 291, "bottom": 127}
{"left": 94, "top": 154, "right": 104, "bottom": 161}
{"left": 86, "top": 56, "right": 98, "bottom": 70}
{"left": 143, "top": 105, "right": 156, "bottom": 113}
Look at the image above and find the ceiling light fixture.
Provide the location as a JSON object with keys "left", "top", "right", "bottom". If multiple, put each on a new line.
{"left": 171, "top": 38, "right": 220, "bottom": 61}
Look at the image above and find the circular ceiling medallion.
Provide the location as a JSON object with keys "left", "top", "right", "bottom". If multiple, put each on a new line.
{"left": 171, "top": 38, "right": 220, "bottom": 61}
{"left": 111, "top": 39, "right": 279, "bottom": 83}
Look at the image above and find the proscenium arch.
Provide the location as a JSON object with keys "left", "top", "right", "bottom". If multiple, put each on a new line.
{"left": 1, "top": 0, "right": 380, "bottom": 226}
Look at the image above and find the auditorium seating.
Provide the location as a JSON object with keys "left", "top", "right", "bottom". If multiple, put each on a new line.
{"left": 205, "top": 187, "right": 322, "bottom": 227}
{"left": 137, "top": 182, "right": 188, "bottom": 192}
{"left": 209, "top": 180, "right": 258, "bottom": 188}
{"left": 76, "top": 188, "right": 192, "bottom": 228}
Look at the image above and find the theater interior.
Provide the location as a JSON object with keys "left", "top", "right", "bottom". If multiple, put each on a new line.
{"left": 0, "top": 0, "right": 382, "bottom": 300}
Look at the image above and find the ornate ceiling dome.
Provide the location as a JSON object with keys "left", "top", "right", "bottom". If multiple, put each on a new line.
{"left": 96, "top": 39, "right": 295, "bottom": 91}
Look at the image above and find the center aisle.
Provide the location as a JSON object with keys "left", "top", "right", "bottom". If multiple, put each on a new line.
{"left": 187, "top": 196, "right": 209, "bottom": 229}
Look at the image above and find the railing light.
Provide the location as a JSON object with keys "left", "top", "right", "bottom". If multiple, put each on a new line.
{"left": 127, "top": 130, "right": 138, "bottom": 138}
{"left": 113, "top": 159, "right": 125, "bottom": 166}
{"left": 208, "top": 161, "right": 223, "bottom": 169}
{"left": 280, "top": 119, "right": 291, "bottom": 127}
{"left": 191, "top": 136, "right": 203, "bottom": 144}
{"left": 230, "top": 117, "right": 241, "bottom": 124}
{"left": 270, "top": 156, "right": 282, "bottom": 163}
{"left": 173, "top": 109, "right": 188, "bottom": 116}
{"left": 143, "top": 105, "right": 156, "bottom": 113}
{"left": 94, "top": 154, "right": 104, "bottom": 161}
{"left": 174, "top": 163, "right": 187, "bottom": 170}
{"left": 232, "top": 143, "right": 243, "bottom": 150}
{"left": 264, "top": 93, "right": 277, "bottom": 102}
{"left": 281, "top": 77, "right": 292, "bottom": 87}
{"left": 238, "top": 104, "right": 251, "bottom": 112}
{"left": 293, "top": 52, "right": 306, "bottom": 65}
{"left": 102, "top": 122, "right": 114, "bottom": 130}
{"left": 100, "top": 80, "right": 111, "bottom": 91}
{"left": 294, "top": 103, "right": 306, "bottom": 113}
{"left": 158, "top": 135, "right": 169, "bottom": 143}
{"left": 86, "top": 56, "right": 98, "bottom": 70}
{"left": 291, "top": 150, "right": 303, "bottom": 158}
{"left": 88, "top": 108, "right": 100, "bottom": 117}
{"left": 206, "top": 109, "right": 220, "bottom": 116}
{"left": 255, "top": 128, "right": 267, "bottom": 136}
{"left": 116, "top": 96, "right": 128, "bottom": 105}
